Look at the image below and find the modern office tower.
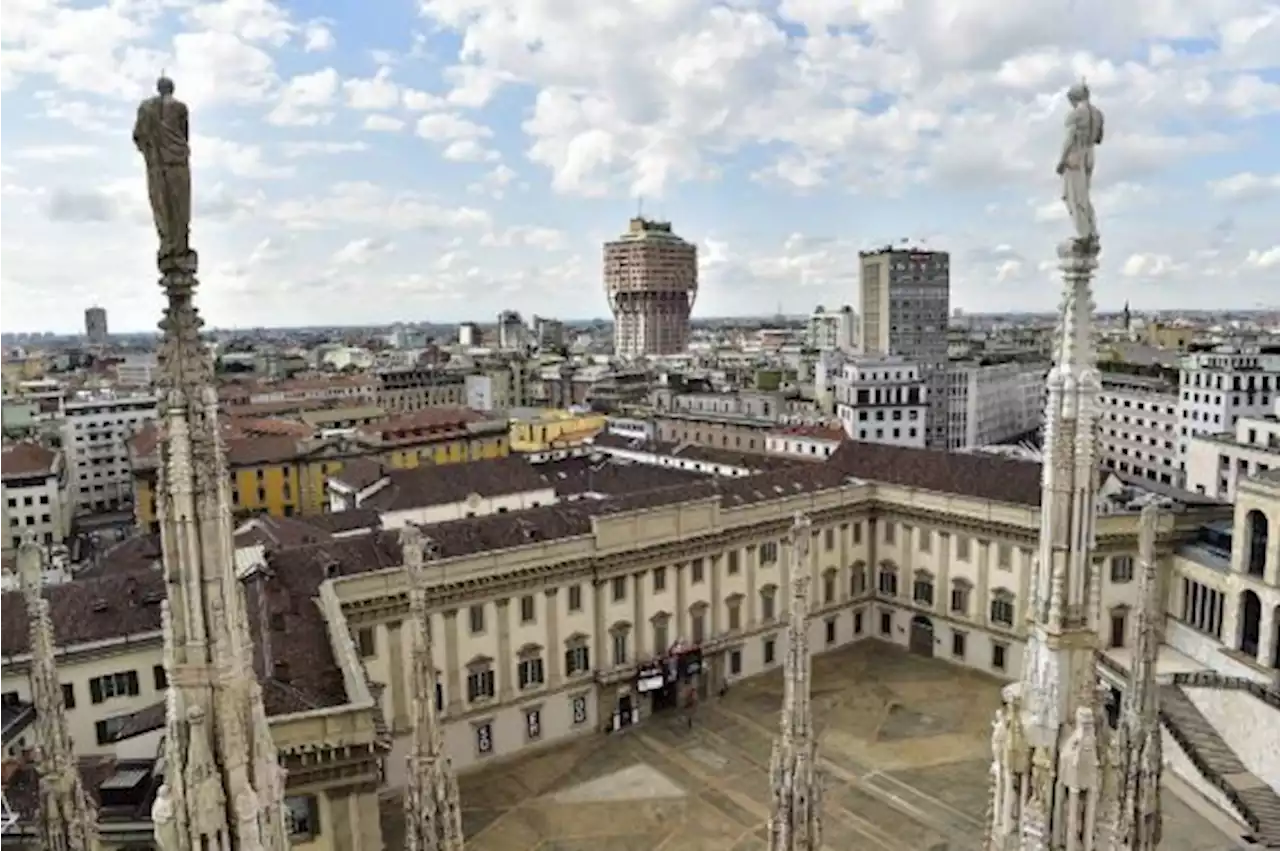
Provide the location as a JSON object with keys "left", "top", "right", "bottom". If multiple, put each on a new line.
{"left": 604, "top": 217, "right": 698, "bottom": 358}
{"left": 859, "top": 246, "right": 950, "bottom": 448}
{"left": 84, "top": 307, "right": 108, "bottom": 345}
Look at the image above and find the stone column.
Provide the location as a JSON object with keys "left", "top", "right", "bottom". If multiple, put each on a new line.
{"left": 545, "top": 587, "right": 562, "bottom": 686}
{"left": 443, "top": 609, "right": 463, "bottom": 714}
{"left": 839, "top": 521, "right": 850, "bottom": 603}
{"left": 496, "top": 598, "right": 513, "bottom": 700}
{"left": 900, "top": 523, "right": 914, "bottom": 601}
{"left": 746, "top": 545, "right": 759, "bottom": 626}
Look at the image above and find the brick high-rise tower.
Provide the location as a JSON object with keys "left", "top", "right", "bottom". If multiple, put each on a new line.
{"left": 604, "top": 217, "right": 698, "bottom": 358}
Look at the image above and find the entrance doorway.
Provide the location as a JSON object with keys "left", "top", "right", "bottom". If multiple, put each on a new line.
{"left": 908, "top": 615, "right": 935, "bottom": 657}
{"left": 616, "top": 693, "right": 635, "bottom": 730}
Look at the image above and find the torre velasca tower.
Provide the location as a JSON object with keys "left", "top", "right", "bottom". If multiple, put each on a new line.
{"left": 604, "top": 217, "right": 698, "bottom": 358}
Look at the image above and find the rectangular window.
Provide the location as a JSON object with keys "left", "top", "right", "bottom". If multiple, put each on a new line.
{"left": 879, "top": 610, "right": 892, "bottom": 636}
{"left": 153, "top": 665, "right": 168, "bottom": 691}
{"left": 952, "top": 631, "right": 967, "bottom": 659}
{"left": 357, "top": 627, "right": 376, "bottom": 657}
{"left": 763, "top": 637, "right": 776, "bottom": 665}
{"left": 567, "top": 584, "right": 582, "bottom": 612}
{"left": 852, "top": 522, "right": 862, "bottom": 545}
{"left": 992, "top": 643, "right": 1007, "bottom": 671}
{"left": 760, "top": 541, "right": 779, "bottom": 564}
{"left": 729, "top": 649, "right": 742, "bottom": 676}
{"left": 854, "top": 609, "right": 864, "bottom": 635}
{"left": 653, "top": 567, "right": 666, "bottom": 592}
{"left": 518, "top": 658, "right": 545, "bottom": 689}
{"left": 824, "top": 528, "right": 835, "bottom": 551}
{"left": 571, "top": 694, "right": 589, "bottom": 725}
{"left": 467, "top": 667, "right": 496, "bottom": 702}
{"left": 825, "top": 618, "right": 837, "bottom": 646}
{"left": 1110, "top": 556, "right": 1135, "bottom": 584}
{"left": 611, "top": 576, "right": 627, "bottom": 602}
{"left": 690, "top": 558, "right": 705, "bottom": 584}
{"left": 520, "top": 595, "right": 536, "bottom": 624}
{"left": 565, "top": 645, "right": 590, "bottom": 675}
{"left": 475, "top": 722, "right": 494, "bottom": 756}
{"left": 469, "top": 605, "right": 485, "bottom": 635}
{"left": 62, "top": 683, "right": 76, "bottom": 709}
{"left": 525, "top": 708, "right": 542, "bottom": 741}
{"left": 89, "top": 670, "right": 139, "bottom": 704}
{"left": 727, "top": 550, "right": 740, "bottom": 575}
{"left": 956, "top": 536, "right": 971, "bottom": 561}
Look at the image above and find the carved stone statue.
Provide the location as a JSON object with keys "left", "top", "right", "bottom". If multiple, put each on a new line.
{"left": 133, "top": 75, "right": 194, "bottom": 274}
{"left": 152, "top": 784, "right": 179, "bottom": 851}
{"left": 1056, "top": 81, "right": 1105, "bottom": 254}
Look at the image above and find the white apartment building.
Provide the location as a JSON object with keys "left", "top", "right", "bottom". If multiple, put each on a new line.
{"left": 765, "top": 425, "right": 845, "bottom": 459}
{"left": 61, "top": 393, "right": 158, "bottom": 515}
{"left": 1, "top": 443, "right": 71, "bottom": 552}
{"left": 1177, "top": 347, "right": 1280, "bottom": 466}
{"left": 114, "top": 353, "right": 159, "bottom": 388}
{"left": 1185, "top": 397, "right": 1280, "bottom": 500}
{"left": 1097, "top": 373, "right": 1182, "bottom": 486}
{"left": 807, "top": 305, "right": 857, "bottom": 353}
{"left": 833, "top": 356, "right": 928, "bottom": 447}
{"left": 944, "top": 359, "right": 1046, "bottom": 450}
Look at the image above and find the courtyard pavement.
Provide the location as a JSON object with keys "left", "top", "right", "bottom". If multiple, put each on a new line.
{"left": 382, "top": 642, "right": 1250, "bottom": 851}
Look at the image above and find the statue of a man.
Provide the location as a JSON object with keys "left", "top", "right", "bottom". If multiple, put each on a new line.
{"left": 134, "top": 75, "right": 193, "bottom": 274}
{"left": 1056, "top": 82, "right": 1105, "bottom": 253}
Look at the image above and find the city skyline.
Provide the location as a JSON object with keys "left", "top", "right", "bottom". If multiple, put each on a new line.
{"left": 2, "top": 0, "right": 1279, "bottom": 334}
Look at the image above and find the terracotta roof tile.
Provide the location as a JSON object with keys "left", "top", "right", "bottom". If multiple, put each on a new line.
{"left": 330, "top": 457, "right": 387, "bottom": 491}
{"left": 828, "top": 441, "right": 1042, "bottom": 506}
{"left": 536, "top": 456, "right": 708, "bottom": 497}
{"left": 360, "top": 456, "right": 550, "bottom": 513}
{"left": 1, "top": 443, "right": 57, "bottom": 479}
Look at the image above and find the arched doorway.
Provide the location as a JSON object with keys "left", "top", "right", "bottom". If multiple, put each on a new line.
{"left": 1239, "top": 590, "right": 1262, "bottom": 658}
{"left": 1246, "top": 509, "right": 1269, "bottom": 578}
{"left": 908, "top": 615, "right": 935, "bottom": 658}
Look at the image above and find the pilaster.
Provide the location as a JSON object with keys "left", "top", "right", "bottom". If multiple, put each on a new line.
{"left": 545, "top": 588, "right": 562, "bottom": 686}
{"left": 747, "top": 546, "right": 759, "bottom": 626}
{"left": 633, "top": 572, "right": 646, "bottom": 653}
{"left": 496, "top": 598, "right": 513, "bottom": 701}
{"left": 328, "top": 790, "right": 353, "bottom": 851}
{"left": 443, "top": 609, "right": 463, "bottom": 714}
{"left": 709, "top": 555, "right": 723, "bottom": 635}
{"left": 387, "top": 620, "right": 408, "bottom": 731}
{"left": 675, "top": 562, "right": 688, "bottom": 641}
{"left": 936, "top": 532, "right": 951, "bottom": 617}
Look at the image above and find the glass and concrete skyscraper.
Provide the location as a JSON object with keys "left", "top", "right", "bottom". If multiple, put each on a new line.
{"left": 858, "top": 246, "right": 951, "bottom": 449}
{"left": 604, "top": 217, "right": 698, "bottom": 358}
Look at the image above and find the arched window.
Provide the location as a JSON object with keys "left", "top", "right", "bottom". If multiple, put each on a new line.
{"left": 912, "top": 570, "right": 935, "bottom": 606}
{"left": 990, "top": 589, "right": 1016, "bottom": 627}
{"left": 1245, "top": 509, "right": 1269, "bottom": 578}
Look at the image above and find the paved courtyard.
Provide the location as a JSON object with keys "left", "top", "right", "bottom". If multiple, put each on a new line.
{"left": 383, "top": 642, "right": 1249, "bottom": 851}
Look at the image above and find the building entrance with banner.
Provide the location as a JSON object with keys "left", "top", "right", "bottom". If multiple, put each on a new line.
{"left": 637, "top": 642, "right": 704, "bottom": 716}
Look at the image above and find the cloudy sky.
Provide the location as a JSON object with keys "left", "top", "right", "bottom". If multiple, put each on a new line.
{"left": 2, "top": 0, "right": 1278, "bottom": 333}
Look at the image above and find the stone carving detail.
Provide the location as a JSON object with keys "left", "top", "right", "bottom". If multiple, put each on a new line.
{"left": 17, "top": 539, "right": 102, "bottom": 851}
{"left": 402, "top": 522, "right": 466, "bottom": 851}
{"left": 983, "top": 97, "right": 1164, "bottom": 851}
{"left": 141, "top": 78, "right": 290, "bottom": 851}
{"left": 767, "top": 513, "right": 823, "bottom": 851}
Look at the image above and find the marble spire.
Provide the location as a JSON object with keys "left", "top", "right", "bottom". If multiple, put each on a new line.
{"left": 768, "top": 513, "right": 823, "bottom": 851}
{"left": 17, "top": 539, "right": 101, "bottom": 851}
{"left": 1111, "top": 504, "right": 1163, "bottom": 850}
{"left": 138, "top": 76, "right": 291, "bottom": 851}
{"left": 985, "top": 84, "right": 1117, "bottom": 851}
{"left": 401, "top": 524, "right": 465, "bottom": 851}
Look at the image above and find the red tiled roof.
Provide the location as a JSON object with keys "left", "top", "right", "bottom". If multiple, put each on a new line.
{"left": 828, "top": 441, "right": 1042, "bottom": 506}
{"left": 770, "top": 424, "right": 845, "bottom": 442}
{"left": 356, "top": 407, "right": 485, "bottom": 438}
{"left": 360, "top": 456, "right": 550, "bottom": 513}
{"left": 329, "top": 457, "right": 386, "bottom": 491}
{"left": 1, "top": 443, "right": 57, "bottom": 479}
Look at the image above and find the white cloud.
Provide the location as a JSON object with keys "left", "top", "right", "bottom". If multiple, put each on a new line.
{"left": 271, "top": 181, "right": 491, "bottom": 231}
{"left": 415, "top": 113, "right": 491, "bottom": 142}
{"left": 1121, "top": 253, "right": 1183, "bottom": 279}
{"left": 194, "top": 135, "right": 293, "bottom": 178}
{"left": 188, "top": 0, "right": 295, "bottom": 47}
{"left": 302, "top": 21, "right": 335, "bottom": 52}
{"left": 1245, "top": 246, "right": 1280, "bottom": 270}
{"left": 442, "top": 139, "right": 498, "bottom": 163}
{"left": 332, "top": 237, "right": 395, "bottom": 265}
{"left": 267, "top": 67, "right": 339, "bottom": 126}
{"left": 280, "top": 141, "right": 369, "bottom": 157}
{"left": 343, "top": 67, "right": 399, "bottom": 111}
{"left": 362, "top": 114, "right": 406, "bottom": 132}
{"left": 1209, "top": 172, "right": 1280, "bottom": 201}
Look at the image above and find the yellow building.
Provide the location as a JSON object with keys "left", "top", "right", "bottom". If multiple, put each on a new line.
{"left": 508, "top": 408, "right": 606, "bottom": 453}
{"left": 129, "top": 408, "right": 510, "bottom": 530}
{"left": 1142, "top": 322, "right": 1198, "bottom": 352}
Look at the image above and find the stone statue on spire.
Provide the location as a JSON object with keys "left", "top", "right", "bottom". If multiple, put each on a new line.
{"left": 137, "top": 76, "right": 291, "bottom": 851}
{"left": 1056, "top": 81, "right": 1105, "bottom": 257}
{"left": 133, "top": 74, "right": 194, "bottom": 275}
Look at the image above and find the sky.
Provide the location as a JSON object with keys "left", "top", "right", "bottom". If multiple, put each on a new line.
{"left": 1, "top": 0, "right": 1278, "bottom": 334}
